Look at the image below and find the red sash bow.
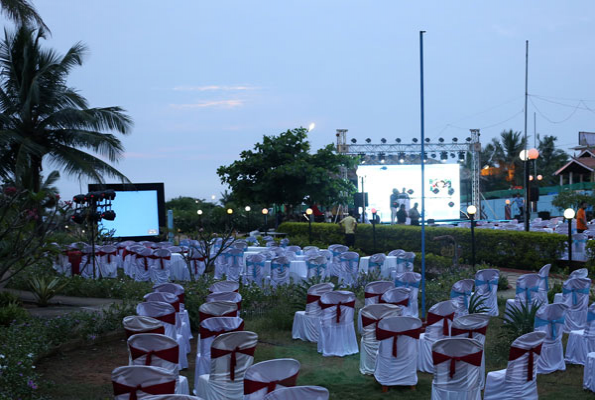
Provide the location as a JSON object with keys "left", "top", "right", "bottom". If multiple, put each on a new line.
{"left": 150, "top": 255, "right": 171, "bottom": 269}
{"left": 199, "top": 309, "right": 238, "bottom": 322}
{"left": 112, "top": 379, "right": 175, "bottom": 400}
{"left": 98, "top": 250, "right": 117, "bottom": 263}
{"left": 379, "top": 298, "right": 409, "bottom": 307}
{"left": 129, "top": 344, "right": 179, "bottom": 365}
{"left": 319, "top": 300, "right": 356, "bottom": 323}
{"left": 376, "top": 326, "right": 421, "bottom": 357}
{"left": 211, "top": 345, "right": 256, "bottom": 381}
{"left": 137, "top": 255, "right": 150, "bottom": 271}
{"left": 451, "top": 325, "right": 488, "bottom": 339}
{"left": 190, "top": 256, "right": 205, "bottom": 274}
{"left": 364, "top": 292, "right": 383, "bottom": 300}
{"left": 244, "top": 371, "right": 298, "bottom": 394}
{"left": 361, "top": 315, "right": 380, "bottom": 328}
{"left": 509, "top": 343, "right": 543, "bottom": 381}
{"left": 306, "top": 294, "right": 321, "bottom": 304}
{"left": 426, "top": 311, "right": 455, "bottom": 336}
{"left": 152, "top": 312, "right": 176, "bottom": 326}
{"left": 199, "top": 321, "right": 244, "bottom": 339}
{"left": 124, "top": 325, "right": 165, "bottom": 339}
{"left": 67, "top": 250, "right": 82, "bottom": 275}
{"left": 177, "top": 293, "right": 185, "bottom": 304}
{"left": 432, "top": 350, "right": 483, "bottom": 378}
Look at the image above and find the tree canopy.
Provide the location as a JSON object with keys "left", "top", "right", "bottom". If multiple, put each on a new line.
{"left": 217, "top": 128, "right": 357, "bottom": 209}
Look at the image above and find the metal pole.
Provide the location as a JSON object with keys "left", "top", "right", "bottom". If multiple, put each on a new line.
{"left": 361, "top": 176, "right": 366, "bottom": 223}
{"left": 568, "top": 218, "right": 573, "bottom": 263}
{"left": 308, "top": 215, "right": 312, "bottom": 244}
{"left": 524, "top": 40, "right": 530, "bottom": 232}
{"left": 372, "top": 212, "right": 377, "bottom": 253}
{"left": 470, "top": 215, "right": 476, "bottom": 270}
{"left": 420, "top": 30, "right": 427, "bottom": 318}
{"left": 91, "top": 218, "right": 96, "bottom": 279}
{"left": 167, "top": 209, "right": 174, "bottom": 242}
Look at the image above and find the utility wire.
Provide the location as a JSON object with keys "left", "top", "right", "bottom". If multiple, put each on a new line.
{"left": 529, "top": 97, "right": 582, "bottom": 124}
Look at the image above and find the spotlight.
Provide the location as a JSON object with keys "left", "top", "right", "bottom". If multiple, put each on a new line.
{"left": 101, "top": 210, "right": 116, "bottom": 221}
{"left": 412, "top": 138, "right": 418, "bottom": 143}
{"left": 458, "top": 151, "right": 465, "bottom": 161}
{"left": 351, "top": 138, "right": 357, "bottom": 144}
{"left": 450, "top": 152, "right": 456, "bottom": 158}
{"left": 398, "top": 152, "right": 405, "bottom": 163}
{"left": 438, "top": 138, "right": 444, "bottom": 143}
{"left": 452, "top": 137, "right": 458, "bottom": 142}
{"left": 365, "top": 138, "right": 372, "bottom": 143}
{"left": 103, "top": 189, "right": 116, "bottom": 200}
{"left": 73, "top": 194, "right": 85, "bottom": 204}
{"left": 440, "top": 151, "right": 448, "bottom": 160}
{"left": 466, "top": 137, "right": 472, "bottom": 142}
{"left": 431, "top": 153, "right": 436, "bottom": 158}
{"left": 425, "top": 138, "right": 430, "bottom": 143}
{"left": 71, "top": 209, "right": 85, "bottom": 224}
{"left": 381, "top": 138, "right": 387, "bottom": 144}
{"left": 399, "top": 158, "right": 405, "bottom": 164}
{"left": 395, "top": 138, "right": 401, "bottom": 143}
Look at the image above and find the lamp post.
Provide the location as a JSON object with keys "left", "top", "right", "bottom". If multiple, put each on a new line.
{"left": 467, "top": 205, "right": 477, "bottom": 270}
{"left": 227, "top": 208, "right": 233, "bottom": 229}
{"left": 564, "top": 208, "right": 575, "bottom": 263}
{"left": 197, "top": 209, "right": 203, "bottom": 228}
{"left": 245, "top": 206, "right": 251, "bottom": 231}
{"left": 520, "top": 148, "right": 539, "bottom": 231}
{"left": 306, "top": 208, "right": 313, "bottom": 243}
{"left": 262, "top": 208, "right": 269, "bottom": 233}
{"left": 371, "top": 208, "right": 377, "bottom": 253}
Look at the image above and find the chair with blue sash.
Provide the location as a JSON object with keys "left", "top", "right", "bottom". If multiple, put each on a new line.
{"left": 280, "top": 238, "right": 290, "bottom": 247}
{"left": 232, "top": 240, "right": 248, "bottom": 251}
{"left": 538, "top": 264, "right": 551, "bottom": 304}
{"left": 565, "top": 302, "right": 595, "bottom": 365}
{"left": 224, "top": 248, "right": 244, "bottom": 282}
{"left": 562, "top": 277, "right": 591, "bottom": 332}
{"left": 292, "top": 282, "right": 334, "bottom": 343}
{"left": 245, "top": 236, "right": 258, "bottom": 245}
{"left": 505, "top": 274, "right": 543, "bottom": 321}
{"left": 534, "top": 303, "right": 567, "bottom": 374}
{"left": 418, "top": 300, "right": 457, "bottom": 373}
{"left": 572, "top": 233, "right": 588, "bottom": 261}
{"left": 270, "top": 256, "right": 291, "bottom": 287}
{"left": 387, "top": 249, "right": 405, "bottom": 278}
{"left": 394, "top": 272, "right": 422, "bottom": 318}
{"left": 367, "top": 253, "right": 386, "bottom": 275}
{"left": 570, "top": 268, "right": 589, "bottom": 279}
{"left": 450, "top": 279, "right": 474, "bottom": 317}
{"left": 265, "top": 240, "right": 279, "bottom": 248}
{"left": 395, "top": 251, "right": 415, "bottom": 274}
{"left": 318, "top": 249, "right": 332, "bottom": 265}
{"left": 305, "top": 255, "right": 327, "bottom": 279}
{"left": 338, "top": 251, "right": 360, "bottom": 287}
{"left": 213, "top": 249, "right": 230, "bottom": 280}
{"left": 244, "top": 253, "right": 266, "bottom": 287}
{"left": 474, "top": 269, "right": 500, "bottom": 316}
{"left": 328, "top": 244, "right": 348, "bottom": 277}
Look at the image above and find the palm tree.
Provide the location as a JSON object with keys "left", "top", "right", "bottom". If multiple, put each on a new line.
{"left": 0, "top": 0, "right": 48, "bottom": 31}
{"left": 537, "top": 135, "right": 568, "bottom": 186}
{"left": 0, "top": 25, "right": 133, "bottom": 192}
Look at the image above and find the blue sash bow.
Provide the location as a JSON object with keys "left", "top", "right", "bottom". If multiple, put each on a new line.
{"left": 540, "top": 275, "right": 549, "bottom": 291}
{"left": 588, "top": 311, "right": 595, "bottom": 322}
{"left": 516, "top": 285, "right": 540, "bottom": 303}
{"left": 271, "top": 262, "right": 289, "bottom": 273}
{"left": 563, "top": 287, "right": 590, "bottom": 305}
{"left": 342, "top": 259, "right": 359, "bottom": 272}
{"left": 395, "top": 280, "right": 420, "bottom": 289}
{"left": 368, "top": 260, "right": 383, "bottom": 272}
{"left": 450, "top": 289, "right": 471, "bottom": 308}
{"left": 225, "top": 252, "right": 243, "bottom": 267}
{"left": 246, "top": 260, "right": 265, "bottom": 279}
{"left": 306, "top": 261, "right": 326, "bottom": 277}
{"left": 535, "top": 316, "right": 565, "bottom": 340}
{"left": 475, "top": 278, "right": 499, "bottom": 292}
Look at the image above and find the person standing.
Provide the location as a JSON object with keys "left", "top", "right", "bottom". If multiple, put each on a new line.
{"left": 396, "top": 204, "right": 408, "bottom": 224}
{"left": 514, "top": 193, "right": 524, "bottom": 219}
{"left": 339, "top": 211, "right": 358, "bottom": 247}
{"left": 504, "top": 200, "right": 512, "bottom": 220}
{"left": 409, "top": 203, "right": 420, "bottom": 225}
{"left": 577, "top": 202, "right": 588, "bottom": 233}
{"left": 390, "top": 189, "right": 399, "bottom": 225}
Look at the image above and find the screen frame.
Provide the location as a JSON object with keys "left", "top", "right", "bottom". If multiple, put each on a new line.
{"left": 88, "top": 182, "right": 165, "bottom": 241}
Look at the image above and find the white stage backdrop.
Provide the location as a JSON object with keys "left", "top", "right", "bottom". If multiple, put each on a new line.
{"left": 357, "top": 164, "right": 460, "bottom": 222}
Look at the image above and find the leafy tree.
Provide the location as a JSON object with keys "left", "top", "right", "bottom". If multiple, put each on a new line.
{"left": 0, "top": 0, "right": 48, "bottom": 31}
{"left": 0, "top": 26, "right": 133, "bottom": 192}
{"left": 536, "top": 135, "right": 568, "bottom": 186}
{"left": 552, "top": 190, "right": 595, "bottom": 211}
{"left": 217, "top": 128, "right": 357, "bottom": 211}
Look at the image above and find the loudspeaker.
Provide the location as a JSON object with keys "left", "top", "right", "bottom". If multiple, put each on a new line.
{"left": 354, "top": 192, "right": 368, "bottom": 208}
{"left": 530, "top": 187, "right": 540, "bottom": 202}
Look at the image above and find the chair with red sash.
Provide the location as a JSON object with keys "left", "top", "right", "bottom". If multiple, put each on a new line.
{"left": 317, "top": 291, "right": 358, "bottom": 357}
{"left": 450, "top": 279, "right": 474, "bottom": 317}
{"left": 534, "top": 302, "right": 567, "bottom": 374}
{"left": 244, "top": 253, "right": 267, "bottom": 287}
{"left": 394, "top": 272, "right": 421, "bottom": 317}
{"left": 137, "top": 301, "right": 188, "bottom": 369}
{"left": 565, "top": 302, "right": 595, "bottom": 365}
{"left": 292, "top": 282, "right": 334, "bottom": 342}
{"left": 244, "top": 358, "right": 300, "bottom": 400}
{"left": 450, "top": 314, "right": 490, "bottom": 388}
{"left": 182, "top": 246, "right": 205, "bottom": 281}
{"left": 504, "top": 273, "right": 544, "bottom": 321}
{"left": 134, "top": 247, "right": 154, "bottom": 282}
{"left": 270, "top": 256, "right": 291, "bottom": 287}
{"left": 150, "top": 248, "right": 172, "bottom": 284}
{"left": 80, "top": 245, "right": 98, "bottom": 279}
{"left": 474, "top": 269, "right": 500, "bottom": 317}
{"left": 153, "top": 283, "right": 186, "bottom": 308}
{"left": 124, "top": 316, "right": 165, "bottom": 339}
{"left": 97, "top": 244, "right": 119, "bottom": 278}
{"left": 359, "top": 304, "right": 401, "bottom": 375}
{"left": 112, "top": 365, "right": 179, "bottom": 399}
{"left": 357, "top": 281, "right": 394, "bottom": 333}
{"left": 484, "top": 331, "right": 547, "bottom": 400}
{"left": 195, "top": 331, "right": 258, "bottom": 400}
{"left": 380, "top": 287, "right": 410, "bottom": 307}
{"left": 116, "top": 240, "right": 134, "bottom": 268}
{"left": 127, "top": 333, "right": 190, "bottom": 395}
{"left": 430, "top": 337, "right": 483, "bottom": 400}
{"left": 418, "top": 300, "right": 457, "bottom": 373}
{"left": 144, "top": 292, "right": 192, "bottom": 353}
{"left": 194, "top": 317, "right": 245, "bottom": 394}
{"left": 199, "top": 301, "right": 239, "bottom": 325}
{"left": 374, "top": 316, "right": 422, "bottom": 389}
{"left": 125, "top": 244, "right": 144, "bottom": 278}
{"left": 262, "top": 386, "right": 329, "bottom": 400}
{"left": 144, "top": 395, "right": 203, "bottom": 399}
{"left": 209, "top": 280, "right": 240, "bottom": 294}
{"left": 207, "top": 291, "right": 242, "bottom": 309}
{"left": 562, "top": 277, "right": 591, "bottom": 333}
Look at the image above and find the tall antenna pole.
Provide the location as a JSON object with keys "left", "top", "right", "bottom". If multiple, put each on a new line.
{"left": 534, "top": 112, "right": 538, "bottom": 176}
{"left": 524, "top": 40, "right": 530, "bottom": 232}
{"left": 419, "top": 30, "right": 427, "bottom": 318}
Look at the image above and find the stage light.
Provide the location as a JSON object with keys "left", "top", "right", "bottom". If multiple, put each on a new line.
{"left": 452, "top": 137, "right": 458, "bottom": 142}
{"left": 438, "top": 138, "right": 444, "bottom": 143}
{"left": 380, "top": 159, "right": 385, "bottom": 164}
{"left": 450, "top": 152, "right": 456, "bottom": 158}
{"left": 361, "top": 159, "right": 366, "bottom": 164}
{"left": 104, "top": 189, "right": 116, "bottom": 200}
{"left": 440, "top": 151, "right": 448, "bottom": 160}
{"left": 197, "top": 209, "right": 203, "bottom": 215}
{"left": 73, "top": 194, "right": 85, "bottom": 204}
{"left": 71, "top": 210, "right": 85, "bottom": 224}
{"left": 366, "top": 138, "right": 371, "bottom": 143}
{"left": 395, "top": 138, "right": 401, "bottom": 143}
{"left": 399, "top": 158, "right": 405, "bottom": 163}
{"left": 483, "top": 165, "right": 489, "bottom": 170}
{"left": 351, "top": 138, "right": 357, "bottom": 143}
{"left": 425, "top": 138, "right": 430, "bottom": 143}
{"left": 412, "top": 138, "right": 418, "bottom": 143}
{"left": 431, "top": 153, "right": 436, "bottom": 158}
{"left": 458, "top": 152, "right": 465, "bottom": 162}
{"left": 101, "top": 210, "right": 116, "bottom": 221}
{"left": 381, "top": 138, "right": 387, "bottom": 144}
{"left": 466, "top": 137, "right": 472, "bottom": 142}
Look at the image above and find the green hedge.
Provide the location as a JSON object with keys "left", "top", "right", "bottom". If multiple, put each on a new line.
{"left": 278, "top": 222, "right": 567, "bottom": 271}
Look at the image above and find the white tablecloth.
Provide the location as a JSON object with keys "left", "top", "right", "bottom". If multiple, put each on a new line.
{"left": 246, "top": 246, "right": 268, "bottom": 252}
{"left": 359, "top": 256, "right": 398, "bottom": 277}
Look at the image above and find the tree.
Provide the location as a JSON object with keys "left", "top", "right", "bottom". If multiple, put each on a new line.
{"left": 0, "top": 26, "right": 133, "bottom": 192}
{"left": 536, "top": 135, "right": 568, "bottom": 186}
{"left": 479, "top": 129, "right": 527, "bottom": 190}
{"left": 217, "top": 128, "right": 357, "bottom": 211}
{"left": 0, "top": 0, "right": 48, "bottom": 31}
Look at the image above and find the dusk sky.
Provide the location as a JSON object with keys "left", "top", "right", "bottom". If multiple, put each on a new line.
{"left": 28, "top": 1, "right": 595, "bottom": 201}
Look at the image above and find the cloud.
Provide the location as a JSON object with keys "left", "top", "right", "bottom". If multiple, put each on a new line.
{"left": 169, "top": 100, "right": 244, "bottom": 109}
{"left": 173, "top": 85, "right": 257, "bottom": 92}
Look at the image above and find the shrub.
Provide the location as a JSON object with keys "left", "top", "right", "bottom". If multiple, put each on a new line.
{"left": 0, "top": 303, "right": 29, "bottom": 326}
{"left": 0, "top": 291, "right": 21, "bottom": 307}
{"left": 27, "top": 276, "right": 68, "bottom": 307}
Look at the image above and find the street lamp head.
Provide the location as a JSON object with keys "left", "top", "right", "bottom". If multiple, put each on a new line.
{"left": 305, "top": 208, "right": 313, "bottom": 215}
{"left": 371, "top": 208, "right": 377, "bottom": 214}
{"left": 537, "top": 174, "right": 543, "bottom": 181}
{"left": 245, "top": 206, "right": 251, "bottom": 212}
{"left": 519, "top": 149, "right": 528, "bottom": 161}
{"left": 467, "top": 205, "right": 477, "bottom": 215}
{"left": 505, "top": 199, "right": 510, "bottom": 205}
{"left": 564, "top": 208, "right": 575, "bottom": 220}
{"left": 227, "top": 208, "right": 233, "bottom": 215}
{"left": 262, "top": 208, "right": 269, "bottom": 215}
{"left": 529, "top": 175, "right": 534, "bottom": 181}
{"left": 197, "top": 209, "right": 203, "bottom": 215}
{"left": 528, "top": 148, "right": 539, "bottom": 160}
{"left": 211, "top": 195, "right": 216, "bottom": 200}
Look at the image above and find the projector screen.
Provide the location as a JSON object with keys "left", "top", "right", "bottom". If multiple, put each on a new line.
{"left": 89, "top": 183, "right": 165, "bottom": 239}
{"left": 357, "top": 164, "right": 460, "bottom": 222}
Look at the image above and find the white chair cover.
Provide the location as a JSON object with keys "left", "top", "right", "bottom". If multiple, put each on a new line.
{"left": 80, "top": 245, "right": 99, "bottom": 279}
{"left": 270, "top": 256, "right": 291, "bottom": 287}
{"left": 474, "top": 269, "right": 499, "bottom": 316}
{"left": 484, "top": 331, "right": 547, "bottom": 400}
{"left": 135, "top": 247, "right": 154, "bottom": 282}
{"left": 317, "top": 291, "right": 358, "bottom": 357}
{"left": 565, "top": 302, "right": 595, "bottom": 365}
{"left": 418, "top": 300, "right": 457, "bottom": 373}
{"left": 292, "top": 282, "right": 334, "bottom": 342}
{"left": 505, "top": 274, "right": 544, "bottom": 320}
{"left": 144, "top": 292, "right": 192, "bottom": 350}
{"left": 381, "top": 287, "right": 411, "bottom": 307}
{"left": 225, "top": 248, "right": 245, "bottom": 282}
{"left": 584, "top": 352, "right": 595, "bottom": 392}
{"left": 451, "top": 314, "right": 490, "bottom": 388}
{"left": 112, "top": 365, "right": 181, "bottom": 399}
{"left": 538, "top": 264, "right": 552, "bottom": 303}
{"left": 305, "top": 256, "right": 327, "bottom": 279}
{"left": 367, "top": 253, "right": 386, "bottom": 275}
{"left": 394, "top": 272, "right": 421, "bottom": 317}
{"left": 195, "top": 331, "right": 258, "bottom": 400}
{"left": 450, "top": 279, "right": 474, "bottom": 317}
{"left": 214, "top": 250, "right": 230, "bottom": 280}
{"left": 244, "top": 253, "right": 266, "bottom": 286}
{"left": 124, "top": 315, "right": 165, "bottom": 339}
{"left": 153, "top": 283, "right": 185, "bottom": 308}
{"left": 184, "top": 247, "right": 206, "bottom": 281}
{"left": 562, "top": 277, "right": 591, "bottom": 332}
{"left": 395, "top": 251, "right": 415, "bottom": 273}
{"left": 151, "top": 248, "right": 172, "bottom": 284}
{"left": 328, "top": 245, "right": 348, "bottom": 277}
{"left": 199, "top": 301, "right": 239, "bottom": 323}
{"left": 124, "top": 244, "right": 144, "bottom": 277}
{"left": 570, "top": 268, "right": 589, "bottom": 279}
{"left": 374, "top": 316, "right": 422, "bottom": 386}
{"left": 144, "top": 395, "right": 203, "bottom": 400}
{"left": 358, "top": 281, "right": 394, "bottom": 333}
{"left": 534, "top": 303, "right": 567, "bottom": 374}
{"left": 98, "top": 244, "right": 118, "bottom": 278}
{"left": 338, "top": 251, "right": 359, "bottom": 287}
{"left": 359, "top": 304, "right": 401, "bottom": 375}
{"left": 572, "top": 232, "right": 587, "bottom": 260}
{"left": 194, "top": 317, "right": 244, "bottom": 392}
{"left": 209, "top": 281, "right": 240, "bottom": 294}
{"left": 430, "top": 338, "right": 483, "bottom": 400}
{"left": 206, "top": 291, "right": 242, "bottom": 311}
{"left": 262, "top": 386, "right": 329, "bottom": 400}
{"left": 244, "top": 358, "right": 300, "bottom": 400}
